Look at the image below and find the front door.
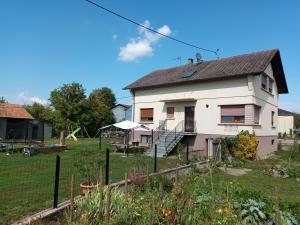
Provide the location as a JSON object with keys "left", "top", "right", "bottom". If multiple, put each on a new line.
{"left": 185, "top": 106, "right": 195, "bottom": 132}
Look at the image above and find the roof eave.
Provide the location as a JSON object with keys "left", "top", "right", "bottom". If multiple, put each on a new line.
{"left": 124, "top": 73, "right": 258, "bottom": 91}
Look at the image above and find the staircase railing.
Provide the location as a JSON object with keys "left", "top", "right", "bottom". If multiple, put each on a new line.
{"left": 164, "top": 120, "right": 184, "bottom": 152}
{"left": 152, "top": 120, "right": 167, "bottom": 145}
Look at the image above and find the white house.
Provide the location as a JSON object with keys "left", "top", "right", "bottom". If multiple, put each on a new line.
{"left": 278, "top": 108, "right": 297, "bottom": 136}
{"left": 112, "top": 104, "right": 132, "bottom": 122}
{"left": 124, "top": 49, "right": 288, "bottom": 158}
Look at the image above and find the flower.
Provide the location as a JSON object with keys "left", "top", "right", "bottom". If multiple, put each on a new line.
{"left": 223, "top": 207, "right": 229, "bottom": 213}
{"left": 215, "top": 208, "right": 223, "bottom": 213}
{"left": 164, "top": 210, "right": 172, "bottom": 217}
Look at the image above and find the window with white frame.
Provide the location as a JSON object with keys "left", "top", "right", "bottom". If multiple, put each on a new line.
{"left": 254, "top": 105, "right": 260, "bottom": 124}
{"left": 271, "top": 111, "right": 275, "bottom": 127}
{"left": 268, "top": 78, "right": 274, "bottom": 93}
{"left": 261, "top": 74, "right": 267, "bottom": 90}
{"left": 261, "top": 73, "right": 274, "bottom": 94}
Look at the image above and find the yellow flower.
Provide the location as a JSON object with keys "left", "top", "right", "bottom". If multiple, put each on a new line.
{"left": 215, "top": 208, "right": 222, "bottom": 213}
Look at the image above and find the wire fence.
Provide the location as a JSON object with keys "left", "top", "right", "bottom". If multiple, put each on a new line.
{"left": 0, "top": 138, "right": 181, "bottom": 224}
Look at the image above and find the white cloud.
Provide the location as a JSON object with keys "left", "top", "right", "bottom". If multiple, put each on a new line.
{"left": 112, "top": 34, "right": 118, "bottom": 41}
{"left": 279, "top": 101, "right": 300, "bottom": 114}
{"left": 118, "top": 20, "right": 171, "bottom": 62}
{"left": 18, "top": 91, "right": 48, "bottom": 106}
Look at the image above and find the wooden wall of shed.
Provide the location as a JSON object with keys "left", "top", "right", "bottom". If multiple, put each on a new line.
{"left": 0, "top": 118, "right": 7, "bottom": 140}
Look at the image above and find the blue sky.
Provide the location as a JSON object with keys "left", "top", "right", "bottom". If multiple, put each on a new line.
{"left": 1, "top": 0, "right": 299, "bottom": 112}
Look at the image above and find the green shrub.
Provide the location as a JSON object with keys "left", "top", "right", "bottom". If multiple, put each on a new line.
{"left": 240, "top": 199, "right": 267, "bottom": 225}
{"left": 234, "top": 131, "right": 259, "bottom": 160}
{"left": 148, "top": 174, "right": 173, "bottom": 193}
{"left": 268, "top": 211, "right": 299, "bottom": 225}
{"left": 221, "top": 131, "right": 258, "bottom": 160}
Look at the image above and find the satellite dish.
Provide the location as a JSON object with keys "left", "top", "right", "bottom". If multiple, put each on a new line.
{"left": 196, "top": 53, "right": 202, "bottom": 62}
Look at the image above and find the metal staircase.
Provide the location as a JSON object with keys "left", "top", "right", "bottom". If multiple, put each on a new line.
{"left": 146, "top": 121, "right": 185, "bottom": 157}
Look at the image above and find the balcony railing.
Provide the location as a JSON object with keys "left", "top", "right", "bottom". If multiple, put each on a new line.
{"left": 152, "top": 120, "right": 167, "bottom": 144}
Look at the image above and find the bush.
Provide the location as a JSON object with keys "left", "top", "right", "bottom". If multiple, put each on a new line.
{"left": 268, "top": 211, "right": 299, "bottom": 225}
{"left": 221, "top": 131, "right": 258, "bottom": 160}
{"left": 240, "top": 199, "right": 267, "bottom": 225}
{"left": 234, "top": 131, "right": 258, "bottom": 160}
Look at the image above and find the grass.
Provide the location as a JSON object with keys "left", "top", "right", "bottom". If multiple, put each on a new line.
{"left": 212, "top": 150, "right": 300, "bottom": 217}
{"left": 39, "top": 148, "right": 300, "bottom": 225}
{"left": 0, "top": 138, "right": 178, "bottom": 224}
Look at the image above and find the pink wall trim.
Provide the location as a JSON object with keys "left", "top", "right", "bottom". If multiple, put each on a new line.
{"left": 131, "top": 130, "right": 277, "bottom": 158}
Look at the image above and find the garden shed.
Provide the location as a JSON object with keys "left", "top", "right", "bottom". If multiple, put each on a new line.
{"left": 0, "top": 103, "right": 45, "bottom": 142}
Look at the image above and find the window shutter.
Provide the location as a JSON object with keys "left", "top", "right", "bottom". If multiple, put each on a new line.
{"left": 140, "top": 108, "right": 153, "bottom": 118}
{"left": 221, "top": 105, "right": 245, "bottom": 116}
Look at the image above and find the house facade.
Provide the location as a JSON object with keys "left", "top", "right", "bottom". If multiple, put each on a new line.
{"left": 125, "top": 49, "right": 288, "bottom": 158}
{"left": 112, "top": 104, "right": 132, "bottom": 122}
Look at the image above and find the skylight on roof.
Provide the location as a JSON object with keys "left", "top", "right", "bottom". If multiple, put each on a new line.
{"left": 181, "top": 70, "right": 196, "bottom": 78}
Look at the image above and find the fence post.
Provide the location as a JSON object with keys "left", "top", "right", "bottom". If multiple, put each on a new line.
{"left": 53, "top": 155, "right": 60, "bottom": 208}
{"left": 154, "top": 144, "right": 157, "bottom": 173}
{"left": 186, "top": 143, "right": 189, "bottom": 164}
{"left": 151, "top": 129, "right": 153, "bottom": 146}
{"left": 105, "top": 148, "right": 110, "bottom": 185}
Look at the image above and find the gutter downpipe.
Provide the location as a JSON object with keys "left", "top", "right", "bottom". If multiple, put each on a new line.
{"left": 131, "top": 89, "right": 135, "bottom": 142}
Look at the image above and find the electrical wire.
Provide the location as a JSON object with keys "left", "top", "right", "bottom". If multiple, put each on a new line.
{"left": 84, "top": 0, "right": 220, "bottom": 58}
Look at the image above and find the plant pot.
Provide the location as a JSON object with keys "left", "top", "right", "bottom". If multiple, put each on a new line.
{"left": 80, "top": 181, "right": 100, "bottom": 195}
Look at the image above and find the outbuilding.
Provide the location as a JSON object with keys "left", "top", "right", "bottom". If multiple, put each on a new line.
{"left": 0, "top": 103, "right": 47, "bottom": 142}
{"left": 278, "top": 108, "right": 298, "bottom": 136}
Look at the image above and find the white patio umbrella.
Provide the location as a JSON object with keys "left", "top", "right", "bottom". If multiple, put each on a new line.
{"left": 97, "top": 120, "right": 150, "bottom": 149}
{"left": 98, "top": 120, "right": 149, "bottom": 130}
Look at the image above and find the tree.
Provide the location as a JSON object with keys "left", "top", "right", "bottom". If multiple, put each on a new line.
{"left": 24, "top": 103, "right": 65, "bottom": 136}
{"left": 89, "top": 87, "right": 116, "bottom": 109}
{"left": 295, "top": 115, "right": 300, "bottom": 129}
{"left": 50, "top": 83, "right": 86, "bottom": 129}
{"left": 0, "top": 96, "right": 7, "bottom": 103}
{"left": 85, "top": 93, "right": 115, "bottom": 135}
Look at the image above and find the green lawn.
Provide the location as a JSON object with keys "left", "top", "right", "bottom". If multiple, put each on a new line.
{"left": 0, "top": 138, "right": 178, "bottom": 224}
{"left": 212, "top": 150, "right": 300, "bottom": 217}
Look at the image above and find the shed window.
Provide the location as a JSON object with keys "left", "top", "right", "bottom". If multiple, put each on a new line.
{"left": 221, "top": 105, "right": 245, "bottom": 123}
{"left": 166, "top": 107, "right": 174, "bottom": 119}
{"left": 140, "top": 108, "right": 153, "bottom": 122}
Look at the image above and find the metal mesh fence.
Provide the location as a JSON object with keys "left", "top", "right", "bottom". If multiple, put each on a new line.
{"left": 0, "top": 138, "right": 179, "bottom": 224}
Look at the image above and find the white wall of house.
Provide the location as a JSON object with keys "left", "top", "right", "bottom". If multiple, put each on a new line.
{"left": 278, "top": 116, "right": 294, "bottom": 135}
{"left": 132, "top": 63, "right": 278, "bottom": 138}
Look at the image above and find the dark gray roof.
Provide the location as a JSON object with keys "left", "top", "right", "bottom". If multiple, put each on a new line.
{"left": 278, "top": 108, "right": 298, "bottom": 116}
{"left": 124, "top": 49, "right": 288, "bottom": 94}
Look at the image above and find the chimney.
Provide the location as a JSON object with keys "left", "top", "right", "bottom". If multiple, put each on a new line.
{"left": 188, "top": 58, "right": 193, "bottom": 65}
